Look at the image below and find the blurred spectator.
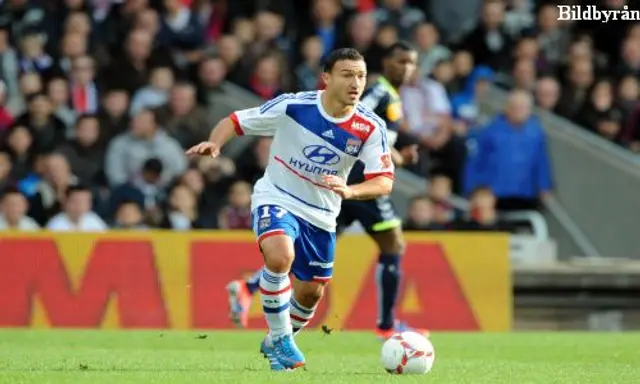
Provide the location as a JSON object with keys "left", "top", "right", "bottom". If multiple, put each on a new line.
{"left": 0, "top": 151, "right": 11, "bottom": 191}
{"left": 577, "top": 79, "right": 616, "bottom": 133}
{"left": 109, "top": 158, "right": 166, "bottom": 224}
{"left": 0, "top": 187, "right": 39, "bottom": 231}
{"left": 113, "top": 200, "right": 148, "bottom": 230}
{"left": 218, "top": 180, "right": 252, "bottom": 230}
{"left": 617, "top": 75, "right": 639, "bottom": 117}
{"left": 346, "top": 12, "right": 377, "bottom": 64}
{"left": 534, "top": 76, "right": 561, "bottom": 113}
{"left": 402, "top": 195, "right": 443, "bottom": 231}
{"left": 0, "top": 81, "right": 14, "bottom": 131}
{"left": 237, "top": 137, "right": 271, "bottom": 184}
{"left": 414, "top": 22, "right": 451, "bottom": 78}
{"left": 57, "top": 114, "right": 105, "bottom": 186}
{"left": 2, "top": 125, "right": 34, "bottom": 181}
{"left": 56, "top": 32, "right": 89, "bottom": 77}
{"left": 69, "top": 55, "right": 100, "bottom": 114}
{"left": 615, "top": 37, "right": 640, "bottom": 79}
{"left": 535, "top": 3, "right": 571, "bottom": 68}
{"left": 593, "top": 108, "right": 625, "bottom": 145}
{"left": 179, "top": 167, "right": 220, "bottom": 224}
{"left": 197, "top": 156, "right": 237, "bottom": 201}
{"left": 431, "top": 58, "right": 456, "bottom": 95}
{"left": 295, "top": 36, "right": 324, "bottom": 91}
{"left": 216, "top": 35, "right": 245, "bottom": 85}
{"left": 196, "top": 56, "right": 227, "bottom": 106}
{"left": 18, "top": 30, "right": 54, "bottom": 76}
{"left": 304, "top": 0, "right": 346, "bottom": 59}
{"left": 374, "top": 0, "right": 425, "bottom": 41}
{"left": 15, "top": 93, "right": 66, "bottom": 153}
{"left": 130, "top": 66, "right": 174, "bottom": 116}
{"left": 511, "top": 58, "right": 536, "bottom": 92}
{"left": 0, "top": 25, "right": 20, "bottom": 114}
{"left": 459, "top": 186, "right": 509, "bottom": 231}
{"left": 244, "top": 11, "right": 289, "bottom": 70}
{"left": 11, "top": 71, "right": 43, "bottom": 116}
{"left": 425, "top": 0, "right": 482, "bottom": 45}
{"left": 46, "top": 184, "right": 107, "bottom": 231}
{"left": 153, "top": 82, "right": 211, "bottom": 149}
{"left": 451, "top": 66, "right": 494, "bottom": 131}
{"left": 556, "top": 58, "right": 595, "bottom": 121}
{"left": 158, "top": 0, "right": 205, "bottom": 55}
{"left": 47, "top": 77, "right": 76, "bottom": 134}
{"left": 460, "top": 0, "right": 513, "bottom": 71}
{"left": 247, "top": 54, "right": 286, "bottom": 100}
{"left": 29, "top": 153, "right": 80, "bottom": 225}
{"left": 451, "top": 50, "right": 474, "bottom": 93}
{"left": 105, "top": 109, "right": 186, "bottom": 187}
{"left": 98, "top": 88, "right": 130, "bottom": 145}
{"left": 161, "top": 183, "right": 208, "bottom": 229}
{"left": 465, "top": 90, "right": 553, "bottom": 211}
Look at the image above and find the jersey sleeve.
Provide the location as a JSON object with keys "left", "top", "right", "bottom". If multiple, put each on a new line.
{"left": 358, "top": 122, "right": 395, "bottom": 180}
{"left": 229, "top": 94, "right": 292, "bottom": 137}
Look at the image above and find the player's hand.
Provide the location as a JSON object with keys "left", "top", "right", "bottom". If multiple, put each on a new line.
{"left": 322, "top": 175, "right": 355, "bottom": 199}
{"left": 185, "top": 141, "right": 221, "bottom": 158}
{"left": 399, "top": 145, "right": 419, "bottom": 165}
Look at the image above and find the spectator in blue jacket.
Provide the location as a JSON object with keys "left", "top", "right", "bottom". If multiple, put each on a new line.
{"left": 450, "top": 65, "right": 494, "bottom": 132}
{"left": 464, "top": 90, "right": 553, "bottom": 211}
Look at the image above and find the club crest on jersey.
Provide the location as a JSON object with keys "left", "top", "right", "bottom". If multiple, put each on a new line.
{"left": 345, "top": 138, "right": 362, "bottom": 155}
{"left": 258, "top": 217, "right": 271, "bottom": 230}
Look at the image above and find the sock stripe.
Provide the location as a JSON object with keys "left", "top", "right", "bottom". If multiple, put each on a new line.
{"left": 290, "top": 299, "right": 314, "bottom": 315}
{"left": 261, "top": 272, "right": 286, "bottom": 284}
{"left": 259, "top": 284, "right": 291, "bottom": 295}
{"left": 290, "top": 314, "right": 309, "bottom": 323}
{"left": 263, "top": 303, "right": 289, "bottom": 314}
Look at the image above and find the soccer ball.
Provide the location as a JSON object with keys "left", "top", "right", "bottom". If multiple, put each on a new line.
{"left": 381, "top": 332, "right": 435, "bottom": 374}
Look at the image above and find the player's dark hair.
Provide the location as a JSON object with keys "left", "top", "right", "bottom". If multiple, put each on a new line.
{"left": 323, "top": 48, "right": 365, "bottom": 72}
{"left": 382, "top": 41, "right": 416, "bottom": 59}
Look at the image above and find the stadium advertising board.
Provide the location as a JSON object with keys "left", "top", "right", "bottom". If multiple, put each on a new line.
{"left": 0, "top": 232, "right": 511, "bottom": 331}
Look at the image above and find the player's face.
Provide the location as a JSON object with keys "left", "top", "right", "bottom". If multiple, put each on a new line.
{"left": 324, "top": 59, "right": 367, "bottom": 106}
{"left": 385, "top": 49, "right": 418, "bottom": 86}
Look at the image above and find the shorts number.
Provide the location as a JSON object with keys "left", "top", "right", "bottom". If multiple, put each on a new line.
{"left": 260, "top": 206, "right": 287, "bottom": 219}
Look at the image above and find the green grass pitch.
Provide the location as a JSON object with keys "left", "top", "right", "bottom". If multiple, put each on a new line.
{"left": 0, "top": 330, "right": 638, "bottom": 383}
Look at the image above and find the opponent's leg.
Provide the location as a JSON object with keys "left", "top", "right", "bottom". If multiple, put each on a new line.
{"left": 290, "top": 276, "right": 326, "bottom": 334}
{"left": 371, "top": 226, "right": 429, "bottom": 339}
{"left": 227, "top": 269, "right": 261, "bottom": 328}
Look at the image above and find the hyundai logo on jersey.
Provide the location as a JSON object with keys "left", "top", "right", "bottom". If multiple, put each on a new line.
{"left": 302, "top": 145, "right": 341, "bottom": 165}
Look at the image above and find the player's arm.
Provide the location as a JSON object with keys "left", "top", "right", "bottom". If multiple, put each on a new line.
{"left": 324, "top": 124, "right": 395, "bottom": 200}
{"left": 186, "top": 94, "right": 290, "bottom": 157}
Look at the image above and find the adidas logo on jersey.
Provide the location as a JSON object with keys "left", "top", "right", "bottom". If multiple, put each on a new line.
{"left": 322, "top": 130, "right": 335, "bottom": 139}
{"left": 351, "top": 121, "right": 370, "bottom": 133}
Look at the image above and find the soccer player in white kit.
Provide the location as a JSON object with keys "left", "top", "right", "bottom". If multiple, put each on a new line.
{"left": 186, "top": 48, "right": 394, "bottom": 371}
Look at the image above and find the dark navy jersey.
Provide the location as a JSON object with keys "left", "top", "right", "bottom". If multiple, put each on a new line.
{"left": 348, "top": 76, "right": 403, "bottom": 184}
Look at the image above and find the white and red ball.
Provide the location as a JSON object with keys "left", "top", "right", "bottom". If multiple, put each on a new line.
{"left": 381, "top": 331, "right": 435, "bottom": 374}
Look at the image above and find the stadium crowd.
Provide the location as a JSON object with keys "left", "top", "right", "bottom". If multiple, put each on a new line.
{"left": 0, "top": 0, "right": 637, "bottom": 232}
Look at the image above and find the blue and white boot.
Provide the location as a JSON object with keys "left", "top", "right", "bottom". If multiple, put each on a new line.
{"left": 272, "top": 334, "right": 305, "bottom": 369}
{"left": 260, "top": 334, "right": 286, "bottom": 371}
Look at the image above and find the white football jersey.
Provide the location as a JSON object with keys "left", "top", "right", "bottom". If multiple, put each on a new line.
{"left": 230, "top": 91, "right": 394, "bottom": 232}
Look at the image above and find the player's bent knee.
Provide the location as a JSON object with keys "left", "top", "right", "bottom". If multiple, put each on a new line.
{"left": 259, "top": 235, "right": 295, "bottom": 273}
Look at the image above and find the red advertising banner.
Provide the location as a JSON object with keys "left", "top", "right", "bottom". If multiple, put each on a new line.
{"left": 0, "top": 232, "right": 511, "bottom": 331}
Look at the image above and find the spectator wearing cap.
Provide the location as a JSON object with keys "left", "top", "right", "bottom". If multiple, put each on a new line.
{"left": 105, "top": 109, "right": 186, "bottom": 187}
{"left": 0, "top": 187, "right": 39, "bottom": 231}
{"left": 46, "top": 184, "right": 107, "bottom": 231}
{"left": 14, "top": 92, "right": 66, "bottom": 153}
{"left": 464, "top": 90, "right": 553, "bottom": 211}
{"left": 57, "top": 114, "right": 106, "bottom": 186}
